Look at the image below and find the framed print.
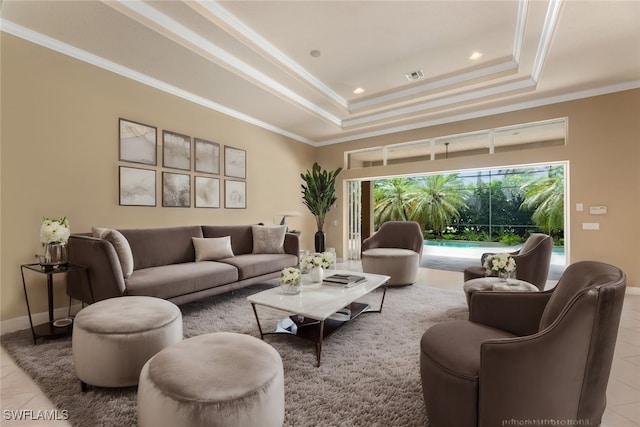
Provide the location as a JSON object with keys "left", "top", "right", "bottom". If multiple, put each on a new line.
{"left": 195, "top": 176, "right": 220, "bottom": 208}
{"left": 119, "top": 166, "right": 156, "bottom": 206}
{"left": 162, "top": 172, "right": 191, "bottom": 207}
{"left": 119, "top": 118, "right": 157, "bottom": 165}
{"left": 224, "top": 146, "right": 246, "bottom": 179}
{"left": 163, "top": 130, "right": 191, "bottom": 170}
{"left": 225, "top": 179, "right": 246, "bottom": 209}
{"left": 195, "top": 138, "right": 220, "bottom": 174}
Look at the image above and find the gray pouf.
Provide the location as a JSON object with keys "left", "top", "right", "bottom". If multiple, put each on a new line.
{"left": 72, "top": 296, "right": 182, "bottom": 389}
{"left": 362, "top": 248, "right": 419, "bottom": 285}
{"left": 138, "top": 332, "right": 285, "bottom": 427}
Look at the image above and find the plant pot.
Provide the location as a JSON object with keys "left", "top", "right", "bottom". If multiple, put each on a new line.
{"left": 314, "top": 230, "right": 326, "bottom": 253}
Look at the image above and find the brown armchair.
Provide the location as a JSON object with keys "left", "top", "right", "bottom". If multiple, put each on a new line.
{"left": 463, "top": 233, "right": 553, "bottom": 290}
{"left": 361, "top": 221, "right": 423, "bottom": 286}
{"left": 420, "top": 261, "right": 626, "bottom": 427}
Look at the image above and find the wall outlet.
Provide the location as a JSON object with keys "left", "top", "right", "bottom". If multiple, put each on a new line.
{"left": 582, "top": 223, "right": 600, "bottom": 230}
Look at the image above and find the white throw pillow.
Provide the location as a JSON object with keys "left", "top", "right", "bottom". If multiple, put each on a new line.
{"left": 93, "top": 228, "right": 134, "bottom": 278}
{"left": 192, "top": 236, "right": 234, "bottom": 261}
{"left": 251, "top": 225, "right": 286, "bottom": 254}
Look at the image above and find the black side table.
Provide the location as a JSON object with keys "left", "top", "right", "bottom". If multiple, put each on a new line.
{"left": 20, "top": 263, "right": 89, "bottom": 344}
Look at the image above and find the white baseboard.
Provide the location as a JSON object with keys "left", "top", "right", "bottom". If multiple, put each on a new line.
{"left": 626, "top": 287, "right": 640, "bottom": 295}
{"left": 1, "top": 303, "right": 83, "bottom": 334}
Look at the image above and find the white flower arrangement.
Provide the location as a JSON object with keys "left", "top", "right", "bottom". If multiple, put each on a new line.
{"left": 280, "top": 267, "right": 302, "bottom": 286}
{"left": 40, "top": 217, "right": 71, "bottom": 245}
{"left": 300, "top": 251, "right": 334, "bottom": 272}
{"left": 483, "top": 252, "right": 516, "bottom": 277}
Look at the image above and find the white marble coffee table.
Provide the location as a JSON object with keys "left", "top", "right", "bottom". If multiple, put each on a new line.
{"left": 247, "top": 270, "right": 390, "bottom": 366}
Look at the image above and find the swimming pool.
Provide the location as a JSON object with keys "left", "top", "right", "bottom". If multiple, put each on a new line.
{"left": 423, "top": 240, "right": 565, "bottom": 264}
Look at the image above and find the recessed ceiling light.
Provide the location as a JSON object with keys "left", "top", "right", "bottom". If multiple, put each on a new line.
{"left": 353, "top": 87, "right": 365, "bottom": 95}
{"left": 469, "top": 51, "right": 483, "bottom": 60}
{"left": 310, "top": 49, "right": 321, "bottom": 58}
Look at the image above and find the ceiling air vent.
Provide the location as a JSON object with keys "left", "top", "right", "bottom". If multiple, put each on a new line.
{"left": 404, "top": 69, "right": 424, "bottom": 81}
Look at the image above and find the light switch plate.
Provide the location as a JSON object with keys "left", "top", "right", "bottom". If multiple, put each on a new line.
{"left": 582, "top": 223, "right": 600, "bottom": 230}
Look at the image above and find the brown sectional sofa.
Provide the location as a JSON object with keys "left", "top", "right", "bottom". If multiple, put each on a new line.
{"left": 66, "top": 225, "right": 299, "bottom": 305}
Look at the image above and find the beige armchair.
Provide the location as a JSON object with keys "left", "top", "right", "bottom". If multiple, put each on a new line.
{"left": 463, "top": 233, "right": 553, "bottom": 290}
{"left": 361, "top": 221, "right": 423, "bottom": 286}
{"left": 420, "top": 261, "right": 626, "bottom": 427}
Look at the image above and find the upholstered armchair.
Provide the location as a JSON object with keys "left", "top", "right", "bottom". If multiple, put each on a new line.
{"left": 361, "top": 221, "right": 423, "bottom": 286}
{"left": 463, "top": 233, "right": 553, "bottom": 290}
{"left": 420, "top": 261, "right": 626, "bottom": 427}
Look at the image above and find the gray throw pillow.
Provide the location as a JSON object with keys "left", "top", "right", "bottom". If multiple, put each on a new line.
{"left": 192, "top": 236, "right": 234, "bottom": 261}
{"left": 93, "top": 227, "right": 134, "bottom": 278}
{"left": 251, "top": 225, "right": 286, "bottom": 254}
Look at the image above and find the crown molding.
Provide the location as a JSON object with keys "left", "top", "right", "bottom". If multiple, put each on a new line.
{"left": 0, "top": 19, "right": 316, "bottom": 145}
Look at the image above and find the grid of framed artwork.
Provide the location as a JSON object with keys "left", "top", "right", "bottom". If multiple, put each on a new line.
{"left": 118, "top": 118, "right": 246, "bottom": 208}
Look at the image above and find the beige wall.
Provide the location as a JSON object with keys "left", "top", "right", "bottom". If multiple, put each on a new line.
{"left": 317, "top": 89, "right": 640, "bottom": 287}
{"left": 2, "top": 34, "right": 638, "bottom": 324}
{"left": 0, "top": 34, "right": 317, "bottom": 321}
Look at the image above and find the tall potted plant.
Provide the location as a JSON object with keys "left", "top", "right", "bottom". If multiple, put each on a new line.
{"left": 300, "top": 162, "right": 342, "bottom": 252}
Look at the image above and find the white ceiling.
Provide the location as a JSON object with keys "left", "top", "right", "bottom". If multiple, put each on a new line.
{"left": 2, "top": 0, "right": 639, "bottom": 146}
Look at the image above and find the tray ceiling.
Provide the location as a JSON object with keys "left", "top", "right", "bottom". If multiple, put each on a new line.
{"left": 2, "top": 0, "right": 639, "bottom": 146}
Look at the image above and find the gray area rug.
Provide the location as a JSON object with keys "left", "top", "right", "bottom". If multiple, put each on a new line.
{"left": 421, "top": 255, "right": 565, "bottom": 280}
{"left": 1, "top": 283, "right": 468, "bottom": 427}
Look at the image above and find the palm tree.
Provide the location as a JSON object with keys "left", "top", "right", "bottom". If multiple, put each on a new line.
{"left": 520, "top": 166, "right": 564, "bottom": 236}
{"left": 373, "top": 178, "right": 413, "bottom": 225}
{"left": 406, "top": 174, "right": 468, "bottom": 236}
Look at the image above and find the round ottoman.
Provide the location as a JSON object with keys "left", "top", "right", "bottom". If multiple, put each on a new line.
{"left": 362, "top": 248, "right": 419, "bottom": 285}
{"left": 463, "top": 277, "right": 539, "bottom": 306}
{"left": 72, "top": 296, "right": 182, "bottom": 390}
{"left": 138, "top": 332, "right": 284, "bottom": 427}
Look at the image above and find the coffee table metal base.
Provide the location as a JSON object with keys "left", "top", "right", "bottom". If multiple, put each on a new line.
{"left": 250, "top": 288, "right": 386, "bottom": 367}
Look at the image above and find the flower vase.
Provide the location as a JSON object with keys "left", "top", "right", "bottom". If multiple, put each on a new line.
{"left": 43, "top": 243, "right": 68, "bottom": 269}
{"left": 309, "top": 266, "right": 324, "bottom": 283}
{"left": 498, "top": 270, "right": 515, "bottom": 282}
{"left": 280, "top": 282, "right": 302, "bottom": 295}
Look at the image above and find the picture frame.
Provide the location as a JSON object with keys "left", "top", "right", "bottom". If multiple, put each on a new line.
{"left": 225, "top": 179, "right": 246, "bottom": 209}
{"left": 162, "top": 172, "right": 191, "bottom": 207}
{"left": 119, "top": 118, "right": 157, "bottom": 165}
{"left": 119, "top": 166, "right": 156, "bottom": 206}
{"left": 163, "top": 130, "right": 191, "bottom": 170}
{"left": 195, "top": 176, "right": 220, "bottom": 208}
{"left": 224, "top": 146, "right": 246, "bottom": 179}
{"left": 194, "top": 138, "right": 220, "bottom": 174}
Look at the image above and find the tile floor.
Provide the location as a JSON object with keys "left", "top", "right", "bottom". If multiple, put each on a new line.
{"left": 1, "top": 264, "right": 639, "bottom": 426}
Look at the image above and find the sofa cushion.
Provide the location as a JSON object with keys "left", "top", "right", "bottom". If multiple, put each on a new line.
{"left": 119, "top": 226, "right": 203, "bottom": 270}
{"left": 192, "top": 237, "right": 234, "bottom": 262}
{"left": 218, "top": 253, "right": 298, "bottom": 280}
{"left": 251, "top": 225, "right": 286, "bottom": 254}
{"left": 125, "top": 262, "right": 238, "bottom": 300}
{"left": 92, "top": 227, "right": 134, "bottom": 278}
{"left": 202, "top": 225, "right": 254, "bottom": 255}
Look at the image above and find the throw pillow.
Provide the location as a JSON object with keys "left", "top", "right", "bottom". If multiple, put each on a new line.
{"left": 95, "top": 228, "right": 134, "bottom": 278}
{"left": 251, "top": 225, "right": 286, "bottom": 254}
{"left": 192, "top": 236, "right": 234, "bottom": 261}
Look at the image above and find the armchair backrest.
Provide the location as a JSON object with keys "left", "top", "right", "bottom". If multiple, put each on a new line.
{"left": 537, "top": 261, "right": 626, "bottom": 422}
{"left": 539, "top": 260, "right": 625, "bottom": 331}
{"left": 362, "top": 221, "right": 423, "bottom": 255}
{"left": 512, "top": 233, "right": 553, "bottom": 290}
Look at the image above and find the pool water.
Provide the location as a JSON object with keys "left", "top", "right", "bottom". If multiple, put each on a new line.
{"left": 424, "top": 240, "right": 565, "bottom": 264}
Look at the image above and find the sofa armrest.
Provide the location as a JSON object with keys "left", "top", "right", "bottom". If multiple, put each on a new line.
{"left": 469, "top": 290, "right": 553, "bottom": 336}
{"left": 67, "top": 235, "right": 126, "bottom": 303}
{"left": 283, "top": 233, "right": 300, "bottom": 258}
